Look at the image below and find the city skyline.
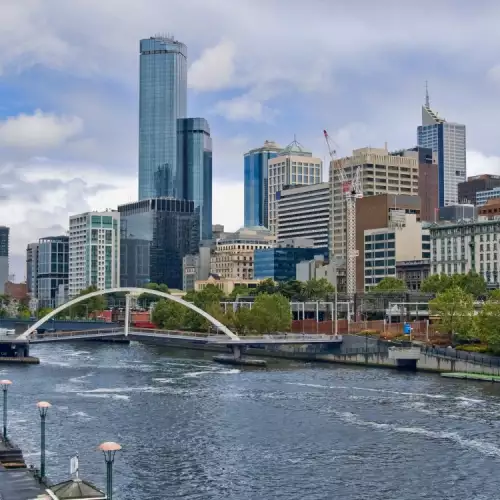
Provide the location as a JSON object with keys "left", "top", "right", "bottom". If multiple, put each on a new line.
{"left": 1, "top": 0, "right": 500, "bottom": 279}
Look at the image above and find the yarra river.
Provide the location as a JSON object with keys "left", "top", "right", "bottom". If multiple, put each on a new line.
{"left": 3, "top": 342, "right": 500, "bottom": 500}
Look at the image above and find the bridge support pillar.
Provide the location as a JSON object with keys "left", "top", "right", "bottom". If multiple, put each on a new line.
{"left": 231, "top": 345, "right": 242, "bottom": 360}
{"left": 124, "top": 294, "right": 131, "bottom": 337}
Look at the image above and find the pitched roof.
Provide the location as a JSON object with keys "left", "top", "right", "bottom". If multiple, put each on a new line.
{"left": 48, "top": 478, "right": 105, "bottom": 500}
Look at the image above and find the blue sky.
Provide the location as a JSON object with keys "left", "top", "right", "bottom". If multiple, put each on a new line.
{"left": 1, "top": 0, "right": 500, "bottom": 279}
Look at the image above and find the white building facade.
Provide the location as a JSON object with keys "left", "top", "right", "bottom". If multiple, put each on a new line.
{"left": 267, "top": 140, "right": 322, "bottom": 235}
{"left": 68, "top": 211, "right": 120, "bottom": 298}
{"left": 277, "top": 182, "right": 329, "bottom": 248}
{"left": 430, "top": 218, "right": 500, "bottom": 288}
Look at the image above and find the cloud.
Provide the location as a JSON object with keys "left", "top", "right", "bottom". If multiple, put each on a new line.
{"left": 188, "top": 40, "right": 236, "bottom": 91}
{"left": 213, "top": 94, "right": 277, "bottom": 122}
{"left": 212, "top": 180, "right": 243, "bottom": 232}
{"left": 467, "top": 151, "right": 500, "bottom": 178}
{"left": 0, "top": 110, "right": 83, "bottom": 149}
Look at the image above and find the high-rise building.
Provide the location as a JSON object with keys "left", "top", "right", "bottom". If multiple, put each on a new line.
{"left": 177, "top": 118, "right": 212, "bottom": 240}
{"left": 244, "top": 140, "right": 282, "bottom": 228}
{"left": 138, "top": 35, "right": 187, "bottom": 200}
{"left": 330, "top": 146, "right": 420, "bottom": 268}
{"left": 36, "top": 236, "right": 69, "bottom": 308}
{"left": 119, "top": 198, "right": 199, "bottom": 290}
{"left": 267, "top": 139, "right": 322, "bottom": 234}
{"left": 68, "top": 211, "right": 120, "bottom": 298}
{"left": 417, "top": 91, "right": 466, "bottom": 207}
{"left": 459, "top": 174, "right": 500, "bottom": 205}
{"left": 277, "top": 183, "right": 330, "bottom": 248}
{"left": 26, "top": 242, "right": 39, "bottom": 296}
{"left": 477, "top": 187, "right": 500, "bottom": 207}
{"left": 0, "top": 227, "right": 9, "bottom": 294}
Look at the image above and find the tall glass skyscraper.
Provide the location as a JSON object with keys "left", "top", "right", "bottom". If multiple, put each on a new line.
{"left": 177, "top": 118, "right": 213, "bottom": 240}
{"left": 139, "top": 35, "right": 187, "bottom": 200}
{"left": 417, "top": 94, "right": 466, "bottom": 207}
{"left": 244, "top": 141, "right": 282, "bottom": 228}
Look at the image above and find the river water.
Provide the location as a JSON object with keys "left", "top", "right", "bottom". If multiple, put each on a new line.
{"left": 3, "top": 341, "right": 500, "bottom": 500}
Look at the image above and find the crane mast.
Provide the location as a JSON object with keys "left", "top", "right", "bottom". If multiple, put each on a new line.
{"left": 323, "top": 130, "right": 363, "bottom": 296}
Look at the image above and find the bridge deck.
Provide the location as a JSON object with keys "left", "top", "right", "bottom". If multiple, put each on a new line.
{"left": 27, "top": 328, "right": 343, "bottom": 345}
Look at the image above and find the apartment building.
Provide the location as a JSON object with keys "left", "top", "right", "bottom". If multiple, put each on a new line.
{"left": 277, "top": 182, "right": 329, "bottom": 248}
{"left": 430, "top": 218, "right": 500, "bottom": 289}
{"left": 69, "top": 211, "right": 120, "bottom": 298}
{"left": 210, "top": 226, "right": 275, "bottom": 280}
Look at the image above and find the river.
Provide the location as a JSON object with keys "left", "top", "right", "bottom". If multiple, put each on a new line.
{"left": 3, "top": 341, "right": 500, "bottom": 500}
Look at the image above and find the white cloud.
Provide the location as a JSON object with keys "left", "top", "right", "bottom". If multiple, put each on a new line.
{"left": 0, "top": 110, "right": 83, "bottom": 149}
{"left": 188, "top": 40, "right": 236, "bottom": 91}
{"left": 212, "top": 180, "right": 243, "bottom": 232}
{"left": 467, "top": 150, "right": 500, "bottom": 177}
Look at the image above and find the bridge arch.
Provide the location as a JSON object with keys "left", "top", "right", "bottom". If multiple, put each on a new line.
{"left": 19, "top": 287, "right": 240, "bottom": 340}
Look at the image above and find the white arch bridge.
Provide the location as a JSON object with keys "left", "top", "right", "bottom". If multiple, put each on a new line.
{"left": 20, "top": 287, "right": 342, "bottom": 358}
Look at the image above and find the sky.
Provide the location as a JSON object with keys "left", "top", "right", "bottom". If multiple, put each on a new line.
{"left": 1, "top": 0, "right": 500, "bottom": 280}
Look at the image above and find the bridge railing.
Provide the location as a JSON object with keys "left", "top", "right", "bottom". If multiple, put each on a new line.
{"left": 129, "top": 328, "right": 214, "bottom": 338}
{"left": 29, "top": 328, "right": 123, "bottom": 340}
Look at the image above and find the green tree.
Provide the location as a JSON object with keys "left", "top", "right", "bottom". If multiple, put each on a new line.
{"left": 37, "top": 307, "right": 53, "bottom": 319}
{"left": 453, "top": 271, "right": 487, "bottom": 298}
{"left": 476, "top": 290, "right": 500, "bottom": 353}
{"left": 429, "top": 286, "right": 475, "bottom": 341}
{"left": 421, "top": 274, "right": 453, "bottom": 294}
{"left": 17, "top": 304, "right": 30, "bottom": 319}
{"left": 303, "top": 278, "right": 335, "bottom": 300}
{"left": 72, "top": 285, "right": 107, "bottom": 318}
{"left": 251, "top": 293, "right": 292, "bottom": 335}
{"left": 138, "top": 283, "right": 170, "bottom": 308}
{"left": 151, "top": 299, "right": 186, "bottom": 330}
{"left": 278, "top": 280, "right": 306, "bottom": 300}
{"left": 253, "top": 279, "right": 278, "bottom": 296}
{"left": 193, "top": 285, "right": 225, "bottom": 309}
{"left": 228, "top": 285, "right": 251, "bottom": 300}
{"left": 371, "top": 277, "right": 407, "bottom": 292}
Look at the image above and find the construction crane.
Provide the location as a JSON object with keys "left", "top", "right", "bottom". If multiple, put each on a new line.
{"left": 323, "top": 130, "right": 363, "bottom": 296}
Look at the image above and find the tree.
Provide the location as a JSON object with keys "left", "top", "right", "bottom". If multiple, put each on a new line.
{"left": 278, "top": 280, "right": 306, "bottom": 300}
{"left": 193, "top": 285, "right": 225, "bottom": 310}
{"left": 421, "top": 274, "right": 452, "bottom": 294}
{"left": 303, "top": 278, "right": 335, "bottom": 301}
{"left": 429, "top": 286, "right": 475, "bottom": 341}
{"left": 476, "top": 290, "right": 500, "bottom": 353}
{"left": 138, "top": 283, "right": 170, "bottom": 308}
{"left": 253, "top": 279, "right": 278, "bottom": 296}
{"left": 228, "top": 285, "right": 251, "bottom": 300}
{"left": 72, "top": 285, "right": 107, "bottom": 318}
{"left": 454, "top": 271, "right": 487, "bottom": 298}
{"left": 371, "top": 277, "right": 407, "bottom": 292}
{"left": 250, "top": 293, "right": 292, "bottom": 335}
{"left": 151, "top": 299, "right": 186, "bottom": 330}
{"left": 37, "top": 307, "right": 53, "bottom": 319}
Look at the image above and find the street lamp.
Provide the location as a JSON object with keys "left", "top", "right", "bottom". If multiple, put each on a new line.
{"left": 0, "top": 380, "right": 12, "bottom": 441}
{"left": 37, "top": 401, "right": 51, "bottom": 478}
{"left": 98, "top": 441, "right": 122, "bottom": 500}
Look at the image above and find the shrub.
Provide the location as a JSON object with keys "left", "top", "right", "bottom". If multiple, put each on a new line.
{"left": 455, "top": 344, "right": 489, "bottom": 353}
{"left": 359, "top": 329, "right": 380, "bottom": 336}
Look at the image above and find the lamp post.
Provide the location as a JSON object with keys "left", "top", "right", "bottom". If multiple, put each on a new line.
{"left": 99, "top": 441, "right": 122, "bottom": 500}
{"left": 37, "top": 401, "right": 51, "bottom": 478}
{"left": 0, "top": 380, "right": 12, "bottom": 441}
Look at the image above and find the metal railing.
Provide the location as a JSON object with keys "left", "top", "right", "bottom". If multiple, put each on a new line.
{"left": 29, "top": 328, "right": 123, "bottom": 340}
{"left": 421, "top": 345, "right": 500, "bottom": 367}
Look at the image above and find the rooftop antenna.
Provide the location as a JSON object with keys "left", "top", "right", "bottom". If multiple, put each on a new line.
{"left": 425, "top": 80, "right": 430, "bottom": 108}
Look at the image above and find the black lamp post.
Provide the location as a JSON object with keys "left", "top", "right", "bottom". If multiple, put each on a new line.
{"left": 98, "top": 441, "right": 122, "bottom": 500}
{"left": 0, "top": 380, "right": 12, "bottom": 441}
{"left": 37, "top": 401, "right": 51, "bottom": 478}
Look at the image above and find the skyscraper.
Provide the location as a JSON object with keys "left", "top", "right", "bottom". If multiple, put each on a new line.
{"left": 417, "top": 88, "right": 466, "bottom": 207}
{"left": 138, "top": 35, "right": 187, "bottom": 200}
{"left": 177, "top": 118, "right": 213, "bottom": 240}
{"left": 0, "top": 227, "right": 8, "bottom": 294}
{"left": 244, "top": 140, "right": 282, "bottom": 228}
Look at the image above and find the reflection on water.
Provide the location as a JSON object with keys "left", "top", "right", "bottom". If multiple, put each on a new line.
{"left": 4, "top": 341, "right": 500, "bottom": 500}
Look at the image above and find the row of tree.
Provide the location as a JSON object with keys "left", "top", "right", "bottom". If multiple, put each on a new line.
{"left": 430, "top": 288, "right": 500, "bottom": 353}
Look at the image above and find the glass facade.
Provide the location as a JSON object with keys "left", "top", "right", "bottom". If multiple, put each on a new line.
{"left": 244, "top": 142, "right": 281, "bottom": 228}
{"left": 177, "top": 118, "right": 212, "bottom": 240}
{"left": 254, "top": 247, "right": 328, "bottom": 282}
{"left": 119, "top": 198, "right": 199, "bottom": 290}
{"left": 138, "top": 36, "right": 187, "bottom": 200}
{"left": 37, "top": 236, "right": 69, "bottom": 308}
{"left": 0, "top": 227, "right": 9, "bottom": 294}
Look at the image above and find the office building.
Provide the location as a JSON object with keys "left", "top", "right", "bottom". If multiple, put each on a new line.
{"left": 396, "top": 260, "right": 431, "bottom": 291}
{"left": 254, "top": 244, "right": 328, "bottom": 282}
{"left": 69, "top": 211, "right": 120, "bottom": 298}
{"left": 478, "top": 199, "right": 500, "bottom": 220}
{"left": 330, "top": 146, "right": 420, "bottom": 269}
{"left": 356, "top": 194, "right": 422, "bottom": 291}
{"left": 458, "top": 174, "right": 500, "bottom": 205}
{"left": 277, "top": 183, "right": 330, "bottom": 248}
{"left": 210, "top": 226, "right": 275, "bottom": 281}
{"left": 244, "top": 140, "right": 282, "bottom": 228}
{"left": 119, "top": 198, "right": 199, "bottom": 290}
{"left": 195, "top": 275, "right": 261, "bottom": 295}
{"left": 438, "top": 204, "right": 475, "bottom": 222}
{"left": 477, "top": 187, "right": 500, "bottom": 207}
{"left": 138, "top": 35, "right": 187, "bottom": 200}
{"left": 182, "top": 241, "right": 213, "bottom": 291}
{"left": 430, "top": 218, "right": 500, "bottom": 288}
{"left": 363, "top": 214, "right": 430, "bottom": 290}
{"left": 392, "top": 146, "right": 439, "bottom": 222}
{"left": 212, "top": 224, "right": 225, "bottom": 240}
{"left": 26, "top": 242, "right": 39, "bottom": 296}
{"left": 36, "top": 236, "right": 69, "bottom": 308}
{"left": 296, "top": 255, "right": 335, "bottom": 285}
{"left": 417, "top": 93, "right": 466, "bottom": 207}
{"left": 0, "top": 227, "right": 9, "bottom": 294}
{"left": 268, "top": 139, "right": 322, "bottom": 234}
{"left": 177, "top": 117, "right": 213, "bottom": 240}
